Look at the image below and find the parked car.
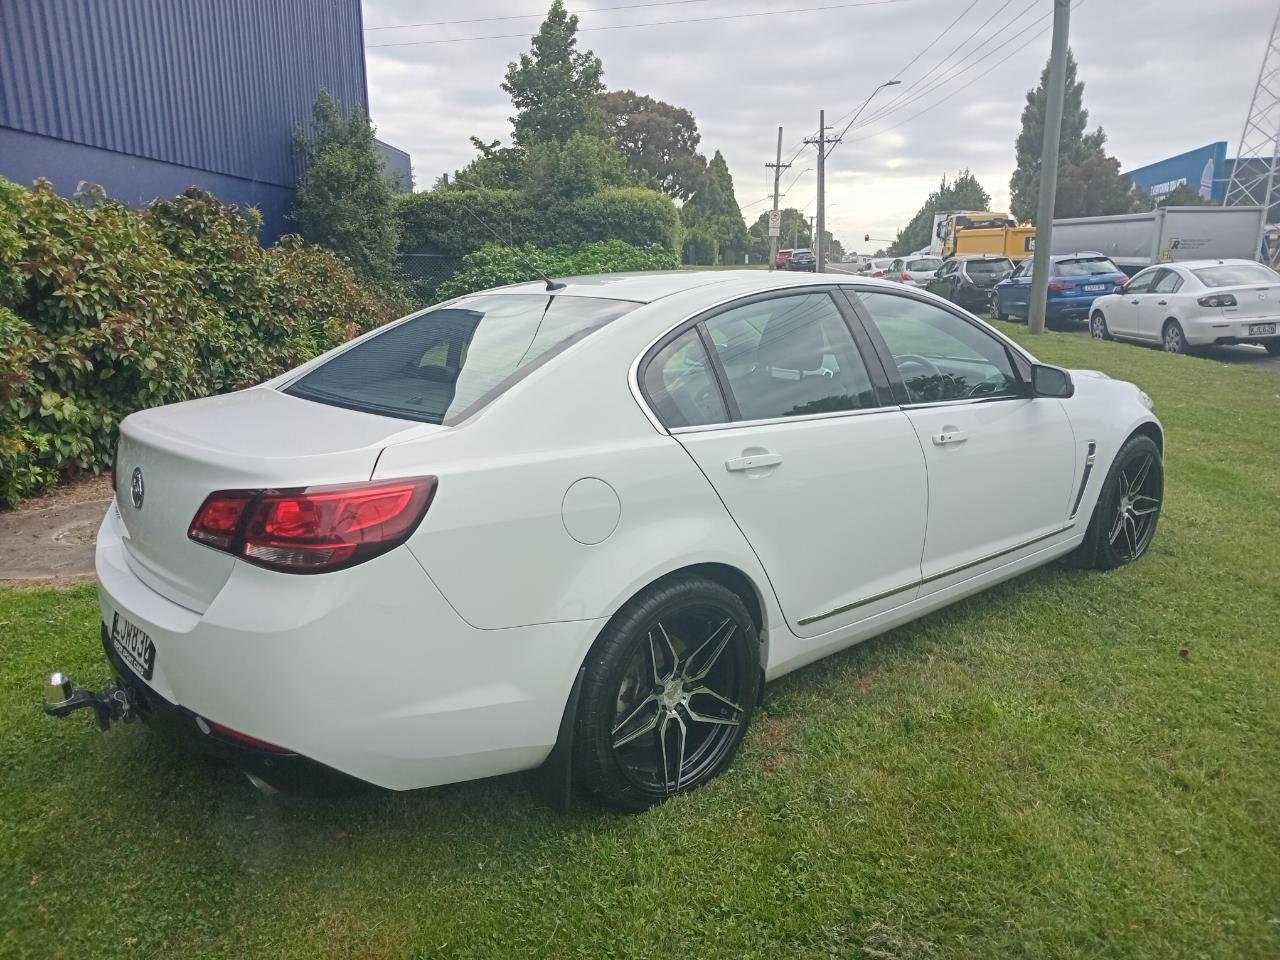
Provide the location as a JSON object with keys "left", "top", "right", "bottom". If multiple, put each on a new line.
{"left": 890, "top": 256, "right": 943, "bottom": 288}
{"left": 1088, "top": 258, "right": 1280, "bottom": 355}
{"left": 861, "top": 257, "right": 896, "bottom": 278}
{"left": 775, "top": 248, "right": 793, "bottom": 269}
{"left": 786, "top": 248, "right": 816, "bottom": 271}
{"left": 47, "top": 271, "right": 1162, "bottom": 812}
{"left": 992, "top": 253, "right": 1126, "bottom": 329}
{"left": 925, "top": 255, "right": 1014, "bottom": 310}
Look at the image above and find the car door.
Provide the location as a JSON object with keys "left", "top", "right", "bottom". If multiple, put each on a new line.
{"left": 1139, "top": 268, "right": 1184, "bottom": 341}
{"left": 642, "top": 290, "right": 929, "bottom": 639}
{"left": 928, "top": 260, "right": 954, "bottom": 300}
{"left": 1107, "top": 268, "right": 1158, "bottom": 338}
{"left": 1005, "top": 258, "right": 1033, "bottom": 317}
{"left": 850, "top": 289, "right": 1078, "bottom": 595}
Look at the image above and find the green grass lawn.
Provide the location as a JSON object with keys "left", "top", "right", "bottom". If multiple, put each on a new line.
{"left": 2, "top": 326, "right": 1278, "bottom": 960}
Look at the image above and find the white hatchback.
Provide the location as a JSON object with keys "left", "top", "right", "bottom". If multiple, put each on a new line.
{"left": 1089, "top": 259, "right": 1280, "bottom": 355}
{"left": 50, "top": 271, "right": 1163, "bottom": 811}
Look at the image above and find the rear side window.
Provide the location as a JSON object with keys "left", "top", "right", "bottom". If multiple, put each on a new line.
{"left": 285, "top": 294, "right": 637, "bottom": 425}
{"left": 907, "top": 258, "right": 942, "bottom": 271}
{"left": 641, "top": 329, "right": 728, "bottom": 428}
{"left": 1193, "top": 263, "right": 1280, "bottom": 287}
{"left": 1055, "top": 257, "right": 1121, "bottom": 277}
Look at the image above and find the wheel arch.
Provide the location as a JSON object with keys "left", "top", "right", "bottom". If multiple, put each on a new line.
{"left": 1128, "top": 419, "right": 1164, "bottom": 455}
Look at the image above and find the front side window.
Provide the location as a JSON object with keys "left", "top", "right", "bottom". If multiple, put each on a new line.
{"left": 907, "top": 258, "right": 942, "bottom": 272}
{"left": 702, "top": 293, "right": 878, "bottom": 421}
{"left": 641, "top": 328, "right": 728, "bottom": 428}
{"left": 857, "top": 292, "right": 1021, "bottom": 404}
{"left": 1014, "top": 259, "right": 1033, "bottom": 278}
{"left": 1125, "top": 270, "right": 1159, "bottom": 294}
{"left": 286, "top": 294, "right": 638, "bottom": 425}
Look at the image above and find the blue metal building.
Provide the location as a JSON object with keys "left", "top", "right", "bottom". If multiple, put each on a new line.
{"left": 0, "top": 0, "right": 410, "bottom": 243}
{"left": 1125, "top": 142, "right": 1229, "bottom": 204}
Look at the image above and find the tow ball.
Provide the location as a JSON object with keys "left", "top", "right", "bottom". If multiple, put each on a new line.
{"left": 42, "top": 672, "right": 138, "bottom": 731}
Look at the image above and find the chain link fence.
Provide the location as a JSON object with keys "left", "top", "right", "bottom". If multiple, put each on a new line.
{"left": 398, "top": 253, "right": 461, "bottom": 306}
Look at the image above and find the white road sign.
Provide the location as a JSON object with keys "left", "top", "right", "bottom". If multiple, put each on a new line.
{"left": 768, "top": 209, "right": 781, "bottom": 237}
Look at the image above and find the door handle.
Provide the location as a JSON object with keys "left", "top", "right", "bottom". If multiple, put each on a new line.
{"left": 1130, "top": 299, "right": 1140, "bottom": 304}
{"left": 725, "top": 453, "right": 782, "bottom": 472}
{"left": 1157, "top": 299, "right": 1168, "bottom": 305}
{"left": 932, "top": 430, "right": 968, "bottom": 446}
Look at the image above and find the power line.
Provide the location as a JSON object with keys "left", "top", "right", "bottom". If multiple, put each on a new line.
{"left": 366, "top": 0, "right": 910, "bottom": 48}
{"left": 364, "top": 0, "right": 714, "bottom": 31}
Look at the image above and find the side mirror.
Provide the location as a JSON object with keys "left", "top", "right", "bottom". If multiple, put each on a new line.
{"left": 1113, "top": 278, "right": 1128, "bottom": 293}
{"left": 1030, "top": 363, "right": 1074, "bottom": 399}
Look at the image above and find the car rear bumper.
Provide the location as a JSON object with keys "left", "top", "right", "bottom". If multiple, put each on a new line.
{"left": 94, "top": 501, "right": 603, "bottom": 791}
{"left": 1184, "top": 314, "right": 1280, "bottom": 346}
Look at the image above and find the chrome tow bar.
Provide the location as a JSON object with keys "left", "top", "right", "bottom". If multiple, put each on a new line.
{"left": 42, "top": 672, "right": 138, "bottom": 731}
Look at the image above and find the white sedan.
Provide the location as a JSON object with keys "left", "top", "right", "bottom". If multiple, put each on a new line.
{"left": 46, "top": 271, "right": 1163, "bottom": 811}
{"left": 1089, "top": 258, "right": 1280, "bottom": 355}
{"left": 889, "top": 255, "right": 944, "bottom": 288}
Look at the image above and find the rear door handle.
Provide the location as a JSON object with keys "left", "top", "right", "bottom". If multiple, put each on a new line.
{"left": 932, "top": 430, "right": 968, "bottom": 446}
{"left": 1157, "top": 299, "right": 1168, "bottom": 305}
{"left": 725, "top": 453, "right": 782, "bottom": 472}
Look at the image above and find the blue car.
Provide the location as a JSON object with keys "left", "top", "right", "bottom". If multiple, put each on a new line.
{"left": 992, "top": 253, "right": 1127, "bottom": 329}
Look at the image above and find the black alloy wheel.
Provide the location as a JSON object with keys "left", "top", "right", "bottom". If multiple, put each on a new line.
{"left": 574, "top": 577, "right": 758, "bottom": 812}
{"left": 1069, "top": 434, "right": 1163, "bottom": 570}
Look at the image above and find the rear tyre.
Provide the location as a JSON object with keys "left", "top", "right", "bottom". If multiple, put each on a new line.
{"left": 1265, "top": 341, "right": 1280, "bottom": 356}
{"left": 1090, "top": 310, "right": 1111, "bottom": 341}
{"left": 1162, "top": 319, "right": 1188, "bottom": 355}
{"left": 1068, "top": 434, "right": 1163, "bottom": 571}
{"left": 574, "top": 576, "right": 759, "bottom": 812}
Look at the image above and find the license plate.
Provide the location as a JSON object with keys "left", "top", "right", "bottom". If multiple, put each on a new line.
{"left": 110, "top": 611, "right": 155, "bottom": 681}
{"left": 1083, "top": 283, "right": 1105, "bottom": 292}
{"left": 1248, "top": 322, "right": 1276, "bottom": 336}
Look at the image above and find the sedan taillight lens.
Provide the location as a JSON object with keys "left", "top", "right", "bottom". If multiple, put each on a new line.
{"left": 188, "top": 477, "right": 437, "bottom": 573}
{"left": 1047, "top": 279, "right": 1074, "bottom": 293}
{"left": 1197, "top": 293, "right": 1237, "bottom": 308}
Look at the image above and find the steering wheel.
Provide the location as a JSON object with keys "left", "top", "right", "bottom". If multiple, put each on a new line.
{"left": 893, "top": 353, "right": 942, "bottom": 381}
{"left": 965, "top": 372, "right": 1006, "bottom": 398}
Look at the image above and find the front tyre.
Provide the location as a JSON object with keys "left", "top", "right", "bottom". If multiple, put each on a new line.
{"left": 1162, "top": 319, "right": 1188, "bottom": 354}
{"left": 991, "top": 291, "right": 1009, "bottom": 321}
{"left": 1090, "top": 310, "right": 1111, "bottom": 341}
{"left": 574, "top": 576, "right": 759, "bottom": 812}
{"left": 1069, "top": 434, "right": 1163, "bottom": 570}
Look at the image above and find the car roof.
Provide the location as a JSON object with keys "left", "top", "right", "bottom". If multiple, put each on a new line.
{"left": 495, "top": 269, "right": 904, "bottom": 304}
{"left": 953, "top": 254, "right": 1012, "bottom": 261}
{"left": 1148, "top": 258, "right": 1265, "bottom": 270}
{"left": 1048, "top": 251, "right": 1111, "bottom": 262}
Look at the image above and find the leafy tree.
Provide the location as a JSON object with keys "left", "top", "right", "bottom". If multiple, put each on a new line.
{"left": 502, "top": 0, "right": 605, "bottom": 146}
{"left": 601, "top": 90, "right": 706, "bottom": 201}
{"left": 1009, "top": 50, "right": 1131, "bottom": 223}
{"left": 524, "top": 132, "right": 633, "bottom": 203}
{"left": 681, "top": 150, "right": 748, "bottom": 264}
{"left": 446, "top": 138, "right": 528, "bottom": 190}
{"left": 746, "top": 207, "right": 811, "bottom": 262}
{"left": 291, "top": 90, "right": 400, "bottom": 288}
{"left": 889, "top": 170, "right": 991, "bottom": 255}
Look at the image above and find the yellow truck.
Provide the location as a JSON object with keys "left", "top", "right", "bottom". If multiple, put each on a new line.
{"left": 932, "top": 211, "right": 1016, "bottom": 257}
{"left": 953, "top": 224, "right": 1037, "bottom": 261}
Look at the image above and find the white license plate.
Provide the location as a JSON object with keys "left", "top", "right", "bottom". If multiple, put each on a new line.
{"left": 111, "top": 611, "right": 156, "bottom": 681}
{"left": 1248, "top": 322, "right": 1277, "bottom": 336}
{"left": 1082, "top": 283, "right": 1105, "bottom": 292}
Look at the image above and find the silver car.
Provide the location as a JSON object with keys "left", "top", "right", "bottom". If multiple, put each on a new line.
{"left": 890, "top": 256, "right": 944, "bottom": 287}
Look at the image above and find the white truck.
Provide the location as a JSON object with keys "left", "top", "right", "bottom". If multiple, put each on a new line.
{"left": 1049, "top": 206, "right": 1267, "bottom": 273}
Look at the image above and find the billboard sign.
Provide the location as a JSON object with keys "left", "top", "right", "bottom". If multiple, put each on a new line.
{"left": 1126, "top": 142, "right": 1229, "bottom": 204}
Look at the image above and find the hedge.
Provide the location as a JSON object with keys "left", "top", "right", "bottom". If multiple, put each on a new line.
{"left": 0, "top": 178, "right": 410, "bottom": 507}
{"left": 396, "top": 185, "right": 682, "bottom": 260}
{"left": 433, "top": 239, "right": 679, "bottom": 301}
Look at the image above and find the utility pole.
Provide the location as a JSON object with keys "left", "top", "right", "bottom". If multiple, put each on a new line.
{"left": 765, "top": 127, "right": 789, "bottom": 271}
{"left": 805, "top": 111, "right": 840, "bottom": 273}
{"left": 1027, "top": 0, "right": 1071, "bottom": 335}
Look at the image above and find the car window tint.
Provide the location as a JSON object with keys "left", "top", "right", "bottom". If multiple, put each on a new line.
{"left": 1125, "top": 271, "right": 1158, "bottom": 294}
{"left": 1193, "top": 263, "right": 1280, "bottom": 287}
{"left": 858, "top": 292, "right": 1021, "bottom": 404}
{"left": 702, "top": 293, "right": 877, "bottom": 421}
{"left": 965, "top": 259, "right": 1012, "bottom": 276}
{"left": 1153, "top": 271, "right": 1183, "bottom": 294}
{"left": 1055, "top": 257, "right": 1121, "bottom": 277}
{"left": 641, "top": 328, "right": 728, "bottom": 428}
{"left": 907, "top": 258, "right": 941, "bottom": 271}
{"left": 286, "top": 294, "right": 637, "bottom": 425}
{"left": 1015, "top": 259, "right": 1032, "bottom": 278}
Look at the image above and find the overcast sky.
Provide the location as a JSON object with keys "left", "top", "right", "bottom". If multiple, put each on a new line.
{"left": 362, "top": 0, "right": 1272, "bottom": 252}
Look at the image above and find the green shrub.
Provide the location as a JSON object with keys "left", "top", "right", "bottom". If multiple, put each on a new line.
{"left": 434, "top": 239, "right": 677, "bottom": 301}
{"left": 573, "top": 187, "right": 681, "bottom": 254}
{"left": 0, "top": 177, "right": 410, "bottom": 507}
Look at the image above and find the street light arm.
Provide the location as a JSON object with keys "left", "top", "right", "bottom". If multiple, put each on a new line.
{"left": 827, "top": 79, "right": 902, "bottom": 157}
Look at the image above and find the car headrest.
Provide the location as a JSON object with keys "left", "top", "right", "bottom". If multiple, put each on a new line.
{"left": 755, "top": 308, "right": 826, "bottom": 375}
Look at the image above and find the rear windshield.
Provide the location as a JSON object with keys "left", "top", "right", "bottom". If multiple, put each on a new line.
{"left": 285, "top": 294, "right": 638, "bottom": 425}
{"left": 1193, "top": 264, "right": 1280, "bottom": 288}
{"left": 1055, "top": 257, "right": 1121, "bottom": 277}
{"left": 965, "top": 259, "right": 1012, "bottom": 275}
{"left": 906, "top": 258, "right": 942, "bottom": 271}
{"left": 792, "top": 249, "right": 814, "bottom": 256}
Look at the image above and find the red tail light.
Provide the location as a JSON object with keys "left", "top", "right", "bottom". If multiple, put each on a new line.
{"left": 1047, "top": 279, "right": 1074, "bottom": 293}
{"left": 188, "top": 477, "right": 437, "bottom": 573}
{"left": 901, "top": 272, "right": 912, "bottom": 282}
{"left": 1197, "top": 293, "right": 1237, "bottom": 308}
{"left": 872, "top": 270, "right": 884, "bottom": 278}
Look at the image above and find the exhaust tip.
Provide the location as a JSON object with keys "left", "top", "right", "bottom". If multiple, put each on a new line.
{"left": 245, "top": 772, "right": 280, "bottom": 796}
